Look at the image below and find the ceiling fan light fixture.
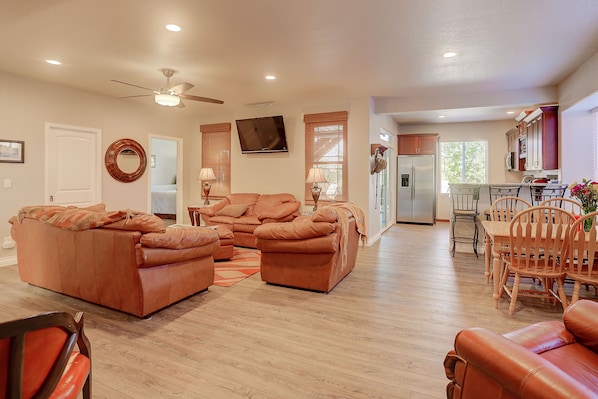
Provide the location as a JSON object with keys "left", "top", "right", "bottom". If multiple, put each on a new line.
{"left": 155, "top": 93, "right": 180, "bottom": 107}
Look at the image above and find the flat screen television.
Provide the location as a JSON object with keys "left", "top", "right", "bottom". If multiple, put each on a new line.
{"left": 235, "top": 115, "right": 289, "bottom": 154}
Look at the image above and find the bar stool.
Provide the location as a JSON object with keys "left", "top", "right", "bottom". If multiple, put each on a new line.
{"left": 449, "top": 183, "right": 481, "bottom": 258}
{"left": 485, "top": 184, "right": 522, "bottom": 220}
{"left": 529, "top": 184, "right": 568, "bottom": 206}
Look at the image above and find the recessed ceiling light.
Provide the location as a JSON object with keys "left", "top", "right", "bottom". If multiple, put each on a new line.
{"left": 265, "top": 75, "right": 276, "bottom": 80}
{"left": 438, "top": 115, "right": 446, "bottom": 119}
{"left": 165, "top": 24, "right": 181, "bottom": 32}
{"left": 443, "top": 52, "right": 457, "bottom": 58}
{"left": 46, "top": 59, "right": 61, "bottom": 65}
{"left": 507, "top": 111, "right": 515, "bottom": 115}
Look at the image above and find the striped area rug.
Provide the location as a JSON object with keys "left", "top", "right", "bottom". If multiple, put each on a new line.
{"left": 213, "top": 247, "right": 261, "bottom": 287}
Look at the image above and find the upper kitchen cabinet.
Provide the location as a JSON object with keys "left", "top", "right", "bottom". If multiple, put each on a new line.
{"left": 398, "top": 134, "right": 438, "bottom": 155}
{"left": 522, "top": 105, "right": 558, "bottom": 171}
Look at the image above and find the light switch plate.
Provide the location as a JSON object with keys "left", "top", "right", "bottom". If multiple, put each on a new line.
{"left": 3, "top": 179, "right": 11, "bottom": 189}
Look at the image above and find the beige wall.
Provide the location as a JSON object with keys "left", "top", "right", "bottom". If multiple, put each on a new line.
{"left": 0, "top": 71, "right": 197, "bottom": 264}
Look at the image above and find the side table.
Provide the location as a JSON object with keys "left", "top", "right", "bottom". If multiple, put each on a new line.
{"left": 188, "top": 206, "right": 204, "bottom": 226}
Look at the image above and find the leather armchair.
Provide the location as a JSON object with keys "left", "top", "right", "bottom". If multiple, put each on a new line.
{"left": 444, "top": 299, "right": 598, "bottom": 398}
{"left": 0, "top": 311, "right": 91, "bottom": 399}
{"left": 254, "top": 203, "right": 366, "bottom": 293}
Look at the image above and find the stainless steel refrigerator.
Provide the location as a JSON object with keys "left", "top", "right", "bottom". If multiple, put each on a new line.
{"left": 396, "top": 155, "right": 436, "bottom": 225}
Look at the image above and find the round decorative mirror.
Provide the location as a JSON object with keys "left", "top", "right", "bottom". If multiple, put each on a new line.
{"left": 105, "top": 138, "right": 147, "bottom": 183}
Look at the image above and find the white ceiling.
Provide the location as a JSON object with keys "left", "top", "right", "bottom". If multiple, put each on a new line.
{"left": 2, "top": 0, "right": 598, "bottom": 124}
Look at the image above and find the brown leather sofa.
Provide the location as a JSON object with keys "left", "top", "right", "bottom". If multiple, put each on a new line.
{"left": 253, "top": 203, "right": 366, "bottom": 293}
{"left": 444, "top": 299, "right": 598, "bottom": 398}
{"left": 198, "top": 193, "right": 301, "bottom": 248}
{"left": 10, "top": 205, "right": 220, "bottom": 318}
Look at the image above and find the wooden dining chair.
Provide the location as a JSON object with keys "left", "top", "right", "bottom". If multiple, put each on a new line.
{"left": 567, "top": 210, "right": 598, "bottom": 305}
{"left": 0, "top": 311, "right": 92, "bottom": 399}
{"left": 499, "top": 206, "right": 574, "bottom": 315}
{"left": 540, "top": 197, "right": 583, "bottom": 217}
{"left": 487, "top": 196, "right": 533, "bottom": 283}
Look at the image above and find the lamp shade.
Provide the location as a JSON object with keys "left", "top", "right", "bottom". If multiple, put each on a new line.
{"left": 306, "top": 168, "right": 327, "bottom": 184}
{"left": 154, "top": 93, "right": 180, "bottom": 107}
{"left": 198, "top": 168, "right": 216, "bottom": 181}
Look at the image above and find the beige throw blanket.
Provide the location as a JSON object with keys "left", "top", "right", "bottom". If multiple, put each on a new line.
{"left": 318, "top": 202, "right": 367, "bottom": 270}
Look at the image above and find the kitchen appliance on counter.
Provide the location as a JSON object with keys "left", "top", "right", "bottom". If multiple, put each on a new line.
{"left": 397, "top": 154, "right": 436, "bottom": 225}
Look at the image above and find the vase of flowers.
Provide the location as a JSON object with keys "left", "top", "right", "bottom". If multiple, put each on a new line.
{"left": 569, "top": 179, "right": 598, "bottom": 231}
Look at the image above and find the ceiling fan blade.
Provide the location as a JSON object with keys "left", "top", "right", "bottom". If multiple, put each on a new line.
{"left": 119, "top": 94, "right": 153, "bottom": 99}
{"left": 179, "top": 93, "right": 224, "bottom": 104}
{"left": 177, "top": 100, "right": 186, "bottom": 108}
{"left": 169, "top": 82, "right": 193, "bottom": 94}
{"left": 111, "top": 79, "right": 158, "bottom": 93}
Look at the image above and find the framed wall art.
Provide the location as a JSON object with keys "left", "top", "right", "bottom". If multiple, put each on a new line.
{"left": 0, "top": 140, "right": 24, "bottom": 163}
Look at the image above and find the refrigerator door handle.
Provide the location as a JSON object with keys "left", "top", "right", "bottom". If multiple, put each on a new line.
{"left": 411, "top": 166, "right": 415, "bottom": 199}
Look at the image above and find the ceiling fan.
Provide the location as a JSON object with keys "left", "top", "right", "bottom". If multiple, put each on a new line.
{"left": 111, "top": 68, "right": 223, "bottom": 108}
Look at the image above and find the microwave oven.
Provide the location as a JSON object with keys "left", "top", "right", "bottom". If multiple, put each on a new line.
{"left": 505, "top": 151, "right": 515, "bottom": 171}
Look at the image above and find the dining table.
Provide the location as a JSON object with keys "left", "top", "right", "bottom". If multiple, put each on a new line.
{"left": 482, "top": 218, "right": 591, "bottom": 309}
{"left": 481, "top": 220, "right": 511, "bottom": 308}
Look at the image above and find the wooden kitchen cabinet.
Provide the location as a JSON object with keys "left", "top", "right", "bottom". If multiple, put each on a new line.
{"left": 522, "top": 105, "right": 558, "bottom": 171}
{"left": 398, "top": 134, "right": 438, "bottom": 155}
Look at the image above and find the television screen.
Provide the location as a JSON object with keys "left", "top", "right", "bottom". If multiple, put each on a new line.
{"left": 235, "top": 115, "right": 289, "bottom": 154}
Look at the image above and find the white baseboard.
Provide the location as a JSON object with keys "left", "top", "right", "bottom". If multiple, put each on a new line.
{"left": 0, "top": 256, "right": 17, "bottom": 267}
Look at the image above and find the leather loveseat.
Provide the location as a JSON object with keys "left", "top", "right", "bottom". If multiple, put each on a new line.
{"left": 444, "top": 299, "right": 598, "bottom": 399}
{"left": 9, "top": 205, "right": 220, "bottom": 318}
{"left": 253, "top": 203, "right": 366, "bottom": 293}
{"left": 198, "top": 193, "right": 301, "bottom": 248}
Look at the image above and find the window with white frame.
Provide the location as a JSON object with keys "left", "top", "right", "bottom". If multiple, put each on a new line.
{"left": 440, "top": 141, "right": 488, "bottom": 193}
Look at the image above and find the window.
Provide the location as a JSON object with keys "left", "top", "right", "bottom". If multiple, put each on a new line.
{"left": 200, "top": 123, "right": 231, "bottom": 198}
{"left": 304, "top": 111, "right": 348, "bottom": 203}
{"left": 440, "top": 141, "right": 487, "bottom": 193}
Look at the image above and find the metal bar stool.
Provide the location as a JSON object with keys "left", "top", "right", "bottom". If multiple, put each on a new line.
{"left": 529, "top": 184, "right": 568, "bottom": 206}
{"left": 486, "top": 185, "right": 522, "bottom": 220}
{"left": 449, "top": 183, "right": 481, "bottom": 258}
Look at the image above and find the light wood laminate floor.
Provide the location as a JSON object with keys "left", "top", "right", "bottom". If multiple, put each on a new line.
{"left": 0, "top": 223, "right": 568, "bottom": 399}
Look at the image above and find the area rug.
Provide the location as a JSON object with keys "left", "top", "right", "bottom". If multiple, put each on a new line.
{"left": 213, "top": 247, "right": 261, "bottom": 287}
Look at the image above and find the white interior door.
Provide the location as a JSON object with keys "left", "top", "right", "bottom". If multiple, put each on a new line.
{"left": 45, "top": 123, "right": 102, "bottom": 206}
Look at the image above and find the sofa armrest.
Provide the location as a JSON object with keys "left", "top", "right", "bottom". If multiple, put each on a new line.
{"left": 198, "top": 199, "right": 229, "bottom": 217}
{"left": 447, "top": 327, "right": 595, "bottom": 399}
{"left": 564, "top": 299, "right": 598, "bottom": 353}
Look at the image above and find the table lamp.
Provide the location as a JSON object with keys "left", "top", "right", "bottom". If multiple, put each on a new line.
{"left": 198, "top": 168, "right": 217, "bottom": 205}
{"left": 306, "top": 168, "right": 327, "bottom": 211}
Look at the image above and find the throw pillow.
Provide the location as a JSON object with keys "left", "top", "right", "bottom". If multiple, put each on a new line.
{"left": 215, "top": 204, "right": 248, "bottom": 218}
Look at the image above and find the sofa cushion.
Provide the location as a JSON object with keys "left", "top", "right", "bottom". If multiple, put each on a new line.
{"left": 207, "top": 215, "right": 237, "bottom": 225}
{"left": 141, "top": 227, "right": 218, "bottom": 249}
{"left": 102, "top": 212, "right": 166, "bottom": 233}
{"left": 234, "top": 215, "right": 261, "bottom": 226}
{"left": 256, "top": 201, "right": 300, "bottom": 220}
{"left": 215, "top": 204, "right": 248, "bottom": 217}
{"left": 254, "top": 216, "right": 336, "bottom": 240}
{"left": 252, "top": 194, "right": 296, "bottom": 216}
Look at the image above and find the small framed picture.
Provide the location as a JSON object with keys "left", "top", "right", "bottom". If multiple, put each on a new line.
{"left": 0, "top": 140, "right": 24, "bottom": 163}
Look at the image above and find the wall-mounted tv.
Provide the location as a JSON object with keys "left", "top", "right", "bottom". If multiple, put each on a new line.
{"left": 235, "top": 115, "right": 289, "bottom": 154}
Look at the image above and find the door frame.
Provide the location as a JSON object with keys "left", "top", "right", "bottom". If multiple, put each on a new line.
{"left": 149, "top": 135, "right": 183, "bottom": 223}
{"left": 44, "top": 122, "right": 102, "bottom": 206}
